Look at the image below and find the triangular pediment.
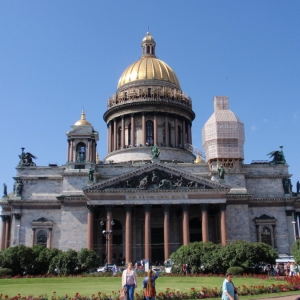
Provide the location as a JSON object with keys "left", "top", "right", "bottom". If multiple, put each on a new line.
{"left": 83, "top": 162, "right": 230, "bottom": 193}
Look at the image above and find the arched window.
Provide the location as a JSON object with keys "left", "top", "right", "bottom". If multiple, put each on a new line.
{"left": 261, "top": 227, "right": 272, "bottom": 246}
{"left": 37, "top": 230, "right": 47, "bottom": 247}
{"left": 128, "top": 123, "right": 131, "bottom": 146}
{"left": 147, "top": 45, "right": 150, "bottom": 54}
{"left": 146, "top": 120, "right": 154, "bottom": 145}
{"left": 76, "top": 142, "right": 86, "bottom": 163}
{"left": 118, "top": 126, "right": 122, "bottom": 149}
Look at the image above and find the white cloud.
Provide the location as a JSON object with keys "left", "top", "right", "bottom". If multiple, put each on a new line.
{"left": 263, "top": 118, "right": 268, "bottom": 123}
{"left": 250, "top": 125, "right": 257, "bottom": 131}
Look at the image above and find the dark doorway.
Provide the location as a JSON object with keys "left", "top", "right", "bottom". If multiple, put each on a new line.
{"left": 190, "top": 218, "right": 202, "bottom": 242}
{"left": 151, "top": 228, "right": 164, "bottom": 264}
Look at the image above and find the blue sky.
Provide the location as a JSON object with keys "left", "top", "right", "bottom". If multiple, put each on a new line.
{"left": 0, "top": 0, "right": 299, "bottom": 193}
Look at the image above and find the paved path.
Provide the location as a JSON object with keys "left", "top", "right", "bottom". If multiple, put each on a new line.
{"left": 254, "top": 295, "right": 300, "bottom": 300}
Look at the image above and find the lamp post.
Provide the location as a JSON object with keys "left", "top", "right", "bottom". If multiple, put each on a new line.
{"left": 292, "top": 221, "right": 297, "bottom": 241}
{"left": 100, "top": 219, "right": 114, "bottom": 270}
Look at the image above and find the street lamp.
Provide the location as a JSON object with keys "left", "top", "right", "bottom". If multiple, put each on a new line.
{"left": 100, "top": 219, "right": 115, "bottom": 270}
{"left": 292, "top": 221, "right": 297, "bottom": 241}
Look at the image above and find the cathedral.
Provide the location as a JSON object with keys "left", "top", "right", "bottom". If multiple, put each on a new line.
{"left": 1, "top": 32, "right": 299, "bottom": 264}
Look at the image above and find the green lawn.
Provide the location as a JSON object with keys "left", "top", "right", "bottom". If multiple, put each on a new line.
{"left": 0, "top": 276, "right": 294, "bottom": 298}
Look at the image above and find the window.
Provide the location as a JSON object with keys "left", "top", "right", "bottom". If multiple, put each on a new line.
{"left": 76, "top": 142, "right": 86, "bottom": 163}
{"left": 118, "top": 126, "right": 122, "bottom": 149}
{"left": 37, "top": 230, "right": 47, "bottom": 247}
{"left": 146, "top": 120, "right": 154, "bottom": 145}
{"left": 261, "top": 227, "right": 272, "bottom": 246}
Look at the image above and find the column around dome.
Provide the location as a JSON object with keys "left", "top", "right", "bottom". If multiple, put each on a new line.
{"left": 130, "top": 114, "right": 135, "bottom": 147}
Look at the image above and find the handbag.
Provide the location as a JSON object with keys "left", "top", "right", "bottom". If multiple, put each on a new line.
{"left": 234, "top": 293, "right": 239, "bottom": 300}
{"left": 120, "top": 287, "right": 127, "bottom": 300}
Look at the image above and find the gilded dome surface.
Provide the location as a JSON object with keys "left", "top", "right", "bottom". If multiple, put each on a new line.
{"left": 117, "top": 57, "right": 180, "bottom": 88}
{"left": 117, "top": 32, "right": 180, "bottom": 89}
{"left": 74, "top": 110, "right": 91, "bottom": 126}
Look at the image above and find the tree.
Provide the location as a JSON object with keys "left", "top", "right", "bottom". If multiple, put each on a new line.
{"left": 169, "top": 242, "right": 222, "bottom": 274}
{"left": 291, "top": 239, "right": 300, "bottom": 263}
{"left": 77, "top": 248, "right": 99, "bottom": 272}
{"left": 48, "top": 249, "right": 78, "bottom": 275}
{"left": 31, "top": 245, "right": 62, "bottom": 275}
{"left": 0, "top": 245, "right": 34, "bottom": 275}
{"left": 219, "top": 241, "right": 277, "bottom": 272}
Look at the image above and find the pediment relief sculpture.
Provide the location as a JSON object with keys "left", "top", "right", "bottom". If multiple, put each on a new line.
{"left": 99, "top": 169, "right": 213, "bottom": 191}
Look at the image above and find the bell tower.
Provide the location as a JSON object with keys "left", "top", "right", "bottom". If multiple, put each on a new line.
{"left": 202, "top": 96, "right": 245, "bottom": 171}
{"left": 66, "top": 110, "right": 99, "bottom": 169}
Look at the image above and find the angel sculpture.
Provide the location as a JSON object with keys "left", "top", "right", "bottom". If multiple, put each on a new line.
{"left": 267, "top": 146, "right": 286, "bottom": 165}
{"left": 18, "top": 148, "right": 37, "bottom": 166}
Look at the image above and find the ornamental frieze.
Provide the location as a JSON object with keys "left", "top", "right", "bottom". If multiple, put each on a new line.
{"left": 95, "top": 169, "right": 212, "bottom": 191}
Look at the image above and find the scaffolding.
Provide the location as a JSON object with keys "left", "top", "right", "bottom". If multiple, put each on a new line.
{"left": 202, "top": 97, "right": 245, "bottom": 170}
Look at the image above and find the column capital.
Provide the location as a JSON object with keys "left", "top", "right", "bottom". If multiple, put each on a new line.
{"left": 144, "top": 204, "right": 152, "bottom": 212}
{"left": 163, "top": 204, "right": 170, "bottom": 212}
{"left": 181, "top": 203, "right": 189, "bottom": 210}
{"left": 0, "top": 215, "right": 7, "bottom": 222}
{"left": 49, "top": 228, "right": 53, "bottom": 232}
{"left": 32, "top": 228, "right": 36, "bottom": 232}
{"left": 87, "top": 205, "right": 97, "bottom": 212}
{"left": 200, "top": 204, "right": 209, "bottom": 211}
{"left": 124, "top": 204, "right": 133, "bottom": 212}
{"left": 13, "top": 213, "right": 22, "bottom": 220}
{"left": 106, "top": 205, "right": 113, "bottom": 213}
{"left": 219, "top": 203, "right": 227, "bottom": 211}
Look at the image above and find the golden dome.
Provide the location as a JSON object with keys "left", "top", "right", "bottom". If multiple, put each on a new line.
{"left": 117, "top": 32, "right": 180, "bottom": 89}
{"left": 74, "top": 110, "right": 91, "bottom": 126}
{"left": 142, "top": 32, "right": 156, "bottom": 44}
{"left": 194, "top": 154, "right": 204, "bottom": 164}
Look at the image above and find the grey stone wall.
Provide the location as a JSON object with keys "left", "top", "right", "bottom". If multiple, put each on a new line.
{"left": 60, "top": 205, "right": 87, "bottom": 251}
{"left": 18, "top": 208, "right": 61, "bottom": 248}
{"left": 226, "top": 204, "right": 251, "bottom": 242}
{"left": 248, "top": 206, "right": 290, "bottom": 254}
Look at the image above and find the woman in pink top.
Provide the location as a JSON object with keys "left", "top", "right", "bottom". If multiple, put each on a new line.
{"left": 122, "top": 262, "right": 138, "bottom": 300}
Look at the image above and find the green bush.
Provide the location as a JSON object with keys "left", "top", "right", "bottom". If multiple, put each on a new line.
{"left": 227, "top": 266, "right": 244, "bottom": 275}
{"left": 0, "top": 267, "right": 13, "bottom": 276}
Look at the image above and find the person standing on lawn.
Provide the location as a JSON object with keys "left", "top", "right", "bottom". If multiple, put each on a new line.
{"left": 122, "top": 262, "right": 138, "bottom": 300}
{"left": 222, "top": 272, "right": 234, "bottom": 300}
{"left": 143, "top": 269, "right": 159, "bottom": 300}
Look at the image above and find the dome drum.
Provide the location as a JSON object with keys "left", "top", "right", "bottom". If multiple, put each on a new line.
{"left": 104, "top": 146, "right": 195, "bottom": 164}
{"left": 107, "top": 85, "right": 192, "bottom": 111}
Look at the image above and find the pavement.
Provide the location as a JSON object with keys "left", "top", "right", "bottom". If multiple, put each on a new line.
{"left": 254, "top": 295, "right": 300, "bottom": 300}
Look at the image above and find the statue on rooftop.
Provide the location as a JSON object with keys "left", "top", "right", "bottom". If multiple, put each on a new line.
{"left": 151, "top": 145, "right": 160, "bottom": 159}
{"left": 267, "top": 146, "right": 286, "bottom": 165}
{"left": 218, "top": 165, "right": 226, "bottom": 180}
{"left": 88, "top": 168, "right": 94, "bottom": 181}
{"left": 3, "top": 183, "right": 7, "bottom": 197}
{"left": 15, "top": 180, "right": 23, "bottom": 197}
{"left": 18, "top": 148, "right": 37, "bottom": 167}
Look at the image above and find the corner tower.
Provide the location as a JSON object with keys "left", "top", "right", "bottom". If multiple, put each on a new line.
{"left": 202, "top": 96, "right": 245, "bottom": 171}
{"left": 66, "top": 110, "right": 99, "bottom": 169}
{"left": 104, "top": 32, "right": 195, "bottom": 163}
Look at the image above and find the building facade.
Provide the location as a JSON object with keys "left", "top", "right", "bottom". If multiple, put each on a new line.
{"left": 1, "top": 33, "right": 299, "bottom": 264}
